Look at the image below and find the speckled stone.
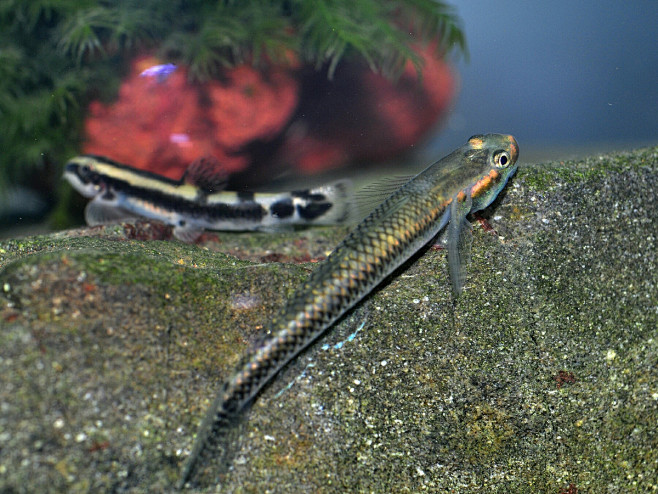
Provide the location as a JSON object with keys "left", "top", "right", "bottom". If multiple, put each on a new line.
{"left": 0, "top": 146, "right": 656, "bottom": 493}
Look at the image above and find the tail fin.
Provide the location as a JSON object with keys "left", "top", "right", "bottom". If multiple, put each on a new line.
{"left": 295, "top": 179, "right": 355, "bottom": 226}
{"left": 178, "top": 390, "right": 244, "bottom": 489}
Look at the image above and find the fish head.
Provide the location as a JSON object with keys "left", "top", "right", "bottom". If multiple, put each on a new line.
{"left": 63, "top": 155, "right": 107, "bottom": 198}
{"left": 467, "top": 134, "right": 519, "bottom": 212}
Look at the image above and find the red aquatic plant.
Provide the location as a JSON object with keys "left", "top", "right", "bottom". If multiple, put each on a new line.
{"left": 83, "top": 45, "right": 455, "bottom": 183}
{"left": 276, "top": 41, "right": 455, "bottom": 174}
{"left": 83, "top": 55, "right": 300, "bottom": 180}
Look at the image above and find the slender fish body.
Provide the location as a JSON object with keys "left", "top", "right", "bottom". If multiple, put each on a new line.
{"left": 63, "top": 155, "right": 353, "bottom": 242}
{"left": 179, "top": 134, "right": 519, "bottom": 487}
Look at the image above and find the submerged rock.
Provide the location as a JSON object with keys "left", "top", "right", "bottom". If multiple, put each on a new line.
{"left": 0, "top": 146, "right": 656, "bottom": 492}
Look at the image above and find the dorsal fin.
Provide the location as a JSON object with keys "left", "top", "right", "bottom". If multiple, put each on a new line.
{"left": 354, "top": 175, "right": 414, "bottom": 221}
{"left": 182, "top": 156, "right": 228, "bottom": 193}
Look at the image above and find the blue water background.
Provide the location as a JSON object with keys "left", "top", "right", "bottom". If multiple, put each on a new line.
{"left": 425, "top": 0, "right": 658, "bottom": 161}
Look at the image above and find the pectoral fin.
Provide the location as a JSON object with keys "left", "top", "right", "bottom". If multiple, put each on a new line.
{"left": 173, "top": 224, "right": 204, "bottom": 243}
{"left": 84, "top": 198, "right": 140, "bottom": 226}
{"left": 447, "top": 192, "right": 473, "bottom": 296}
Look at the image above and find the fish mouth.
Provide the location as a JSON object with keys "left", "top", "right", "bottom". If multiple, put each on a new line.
{"left": 63, "top": 162, "right": 98, "bottom": 197}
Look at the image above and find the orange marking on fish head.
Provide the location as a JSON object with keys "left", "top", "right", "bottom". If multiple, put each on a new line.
{"left": 471, "top": 169, "right": 500, "bottom": 199}
{"left": 468, "top": 136, "right": 485, "bottom": 149}
{"left": 507, "top": 135, "right": 519, "bottom": 162}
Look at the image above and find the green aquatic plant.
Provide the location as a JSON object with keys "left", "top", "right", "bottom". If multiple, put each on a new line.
{"left": 0, "top": 0, "right": 465, "bottom": 192}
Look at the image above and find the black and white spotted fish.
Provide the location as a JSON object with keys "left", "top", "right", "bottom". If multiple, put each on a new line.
{"left": 64, "top": 155, "right": 353, "bottom": 242}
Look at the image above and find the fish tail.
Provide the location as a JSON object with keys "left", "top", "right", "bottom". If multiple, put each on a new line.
{"left": 178, "top": 389, "right": 243, "bottom": 489}
{"left": 301, "top": 179, "right": 355, "bottom": 225}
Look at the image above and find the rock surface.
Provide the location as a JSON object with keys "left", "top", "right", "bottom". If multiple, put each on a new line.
{"left": 1, "top": 146, "right": 656, "bottom": 493}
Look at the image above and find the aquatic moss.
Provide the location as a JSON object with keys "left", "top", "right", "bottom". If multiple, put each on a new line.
{"left": 520, "top": 145, "right": 657, "bottom": 191}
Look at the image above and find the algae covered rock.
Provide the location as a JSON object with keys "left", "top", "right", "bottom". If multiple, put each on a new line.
{"left": 1, "top": 146, "right": 656, "bottom": 492}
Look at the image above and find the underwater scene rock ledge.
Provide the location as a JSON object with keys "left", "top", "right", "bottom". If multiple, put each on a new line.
{"left": 0, "top": 146, "right": 656, "bottom": 492}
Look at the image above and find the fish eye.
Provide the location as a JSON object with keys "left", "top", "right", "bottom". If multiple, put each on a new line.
{"left": 77, "top": 164, "right": 92, "bottom": 178}
{"left": 76, "top": 164, "right": 93, "bottom": 183}
{"left": 494, "top": 151, "right": 510, "bottom": 168}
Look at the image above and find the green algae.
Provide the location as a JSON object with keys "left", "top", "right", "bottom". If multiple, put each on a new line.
{"left": 1, "top": 145, "right": 656, "bottom": 492}
{"left": 520, "top": 145, "right": 657, "bottom": 191}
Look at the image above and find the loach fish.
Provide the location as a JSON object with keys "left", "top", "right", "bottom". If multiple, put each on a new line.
{"left": 178, "top": 133, "right": 519, "bottom": 488}
{"left": 64, "top": 155, "right": 353, "bottom": 242}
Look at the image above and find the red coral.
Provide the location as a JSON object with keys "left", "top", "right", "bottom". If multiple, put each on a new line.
{"left": 83, "top": 55, "right": 299, "bottom": 180}
{"left": 83, "top": 45, "right": 454, "bottom": 183}
{"left": 206, "top": 65, "right": 299, "bottom": 150}
{"left": 362, "top": 42, "right": 455, "bottom": 158}
{"left": 271, "top": 42, "right": 455, "bottom": 174}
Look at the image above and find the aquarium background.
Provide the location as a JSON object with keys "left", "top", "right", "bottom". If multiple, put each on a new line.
{"left": 1, "top": 0, "right": 657, "bottom": 236}
{"left": 426, "top": 0, "right": 658, "bottom": 162}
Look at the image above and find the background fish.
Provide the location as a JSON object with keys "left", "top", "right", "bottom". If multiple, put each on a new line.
{"left": 64, "top": 155, "right": 354, "bottom": 242}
